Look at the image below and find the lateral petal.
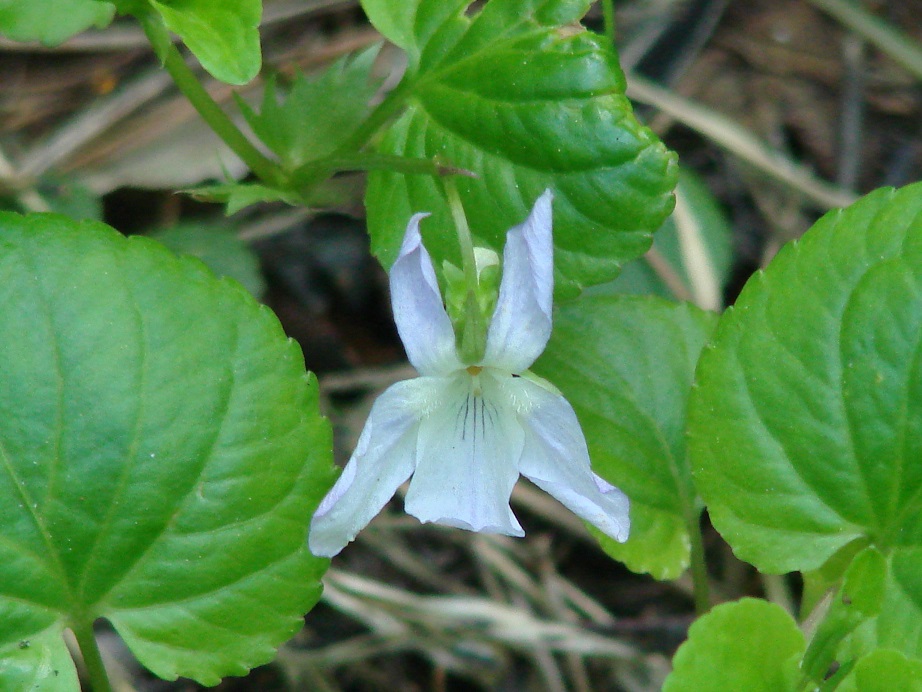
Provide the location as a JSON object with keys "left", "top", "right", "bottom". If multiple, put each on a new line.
{"left": 309, "top": 378, "right": 436, "bottom": 557}
{"left": 485, "top": 190, "right": 554, "bottom": 372}
{"left": 405, "top": 372, "right": 525, "bottom": 536}
{"left": 391, "top": 214, "right": 462, "bottom": 376}
{"left": 513, "top": 377, "right": 631, "bottom": 543}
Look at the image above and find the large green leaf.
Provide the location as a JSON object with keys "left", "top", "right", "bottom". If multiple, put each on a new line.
{"left": 0, "top": 0, "right": 115, "bottom": 44}
{"left": 0, "top": 213, "right": 335, "bottom": 684}
{"left": 663, "top": 598, "right": 804, "bottom": 691}
{"left": 689, "top": 182, "right": 922, "bottom": 573}
{"left": 150, "top": 0, "right": 262, "bottom": 84}
{"left": 535, "top": 296, "right": 717, "bottom": 578}
{"left": 364, "top": 0, "right": 677, "bottom": 295}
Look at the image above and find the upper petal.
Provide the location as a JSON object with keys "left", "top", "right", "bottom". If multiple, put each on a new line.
{"left": 484, "top": 190, "right": 554, "bottom": 372}
{"left": 309, "top": 377, "right": 437, "bottom": 557}
{"left": 510, "top": 376, "right": 631, "bottom": 543}
{"left": 390, "top": 214, "right": 462, "bottom": 376}
{"left": 404, "top": 371, "right": 525, "bottom": 536}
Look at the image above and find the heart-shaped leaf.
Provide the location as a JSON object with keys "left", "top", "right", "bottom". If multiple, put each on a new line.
{"left": 689, "top": 182, "right": 922, "bottom": 573}
{"left": 0, "top": 212, "right": 335, "bottom": 685}
{"left": 363, "top": 0, "right": 677, "bottom": 295}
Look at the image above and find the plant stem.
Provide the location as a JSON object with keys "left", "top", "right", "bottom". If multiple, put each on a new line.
{"left": 72, "top": 620, "right": 112, "bottom": 692}
{"left": 686, "top": 511, "right": 711, "bottom": 615}
{"left": 601, "top": 0, "right": 616, "bottom": 44}
{"left": 139, "top": 14, "right": 287, "bottom": 188}
{"left": 442, "top": 177, "right": 478, "bottom": 292}
{"left": 291, "top": 153, "right": 473, "bottom": 188}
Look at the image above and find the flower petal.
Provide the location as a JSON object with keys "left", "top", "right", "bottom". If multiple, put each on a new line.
{"left": 511, "top": 377, "right": 630, "bottom": 543}
{"left": 309, "top": 378, "right": 436, "bottom": 557}
{"left": 391, "top": 213, "right": 462, "bottom": 376}
{"left": 485, "top": 190, "right": 554, "bottom": 372}
{"left": 405, "top": 372, "right": 525, "bottom": 536}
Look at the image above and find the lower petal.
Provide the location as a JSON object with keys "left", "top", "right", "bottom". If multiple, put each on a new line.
{"left": 513, "top": 378, "right": 631, "bottom": 543}
{"left": 309, "top": 378, "right": 435, "bottom": 557}
{"left": 405, "top": 374, "right": 525, "bottom": 536}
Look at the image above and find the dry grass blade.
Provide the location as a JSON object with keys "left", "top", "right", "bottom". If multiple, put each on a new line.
{"left": 627, "top": 73, "right": 858, "bottom": 209}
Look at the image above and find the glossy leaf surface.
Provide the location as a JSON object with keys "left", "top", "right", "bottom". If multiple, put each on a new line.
{"left": 690, "top": 183, "right": 922, "bottom": 573}
{"left": 0, "top": 213, "right": 335, "bottom": 685}
{"left": 364, "top": 0, "right": 677, "bottom": 295}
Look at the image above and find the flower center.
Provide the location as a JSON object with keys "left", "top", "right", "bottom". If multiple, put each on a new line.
{"left": 466, "top": 365, "right": 483, "bottom": 376}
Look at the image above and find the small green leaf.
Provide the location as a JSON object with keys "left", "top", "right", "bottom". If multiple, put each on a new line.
{"left": 839, "top": 650, "right": 922, "bottom": 692}
{"left": 663, "top": 598, "right": 804, "bottom": 692}
{"left": 803, "top": 547, "right": 887, "bottom": 683}
{"left": 365, "top": 0, "right": 677, "bottom": 295}
{"left": 690, "top": 182, "right": 922, "bottom": 573}
{"left": 239, "top": 47, "right": 381, "bottom": 168}
{"left": 0, "top": 213, "right": 335, "bottom": 684}
{"left": 185, "top": 181, "right": 302, "bottom": 214}
{"left": 535, "top": 296, "right": 717, "bottom": 578}
{"left": 0, "top": 0, "right": 115, "bottom": 44}
{"left": 149, "top": 0, "right": 262, "bottom": 84}
{"left": 0, "top": 630, "right": 79, "bottom": 691}
{"left": 148, "top": 221, "right": 266, "bottom": 297}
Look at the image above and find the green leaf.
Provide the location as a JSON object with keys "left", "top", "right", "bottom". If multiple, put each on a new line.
{"left": 185, "top": 181, "right": 302, "bottom": 214}
{"left": 239, "top": 47, "right": 381, "bottom": 168}
{"left": 663, "top": 598, "right": 804, "bottom": 691}
{"left": 600, "top": 168, "right": 733, "bottom": 306}
{"left": 839, "top": 650, "right": 922, "bottom": 692}
{"left": 0, "top": 213, "right": 336, "bottom": 684}
{"left": 875, "top": 547, "right": 922, "bottom": 659}
{"left": 0, "top": 0, "right": 115, "bottom": 44}
{"left": 365, "top": 0, "right": 677, "bottom": 295}
{"left": 830, "top": 548, "right": 922, "bottom": 670}
{"left": 534, "top": 296, "right": 717, "bottom": 578}
{"left": 148, "top": 221, "right": 266, "bottom": 297}
{"left": 149, "top": 0, "right": 262, "bottom": 85}
{"left": 802, "top": 547, "right": 887, "bottom": 683}
{"left": 0, "top": 630, "right": 79, "bottom": 690}
{"left": 689, "top": 182, "right": 922, "bottom": 573}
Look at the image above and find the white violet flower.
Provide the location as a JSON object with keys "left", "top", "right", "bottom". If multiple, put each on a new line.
{"left": 309, "top": 190, "right": 630, "bottom": 557}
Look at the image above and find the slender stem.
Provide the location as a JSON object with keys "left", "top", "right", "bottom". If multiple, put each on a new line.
{"left": 139, "top": 14, "right": 286, "bottom": 188}
{"left": 601, "top": 0, "right": 616, "bottom": 44}
{"left": 442, "top": 177, "right": 478, "bottom": 292}
{"left": 291, "top": 153, "right": 473, "bottom": 188}
{"left": 72, "top": 621, "right": 112, "bottom": 692}
{"left": 686, "top": 511, "right": 711, "bottom": 615}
